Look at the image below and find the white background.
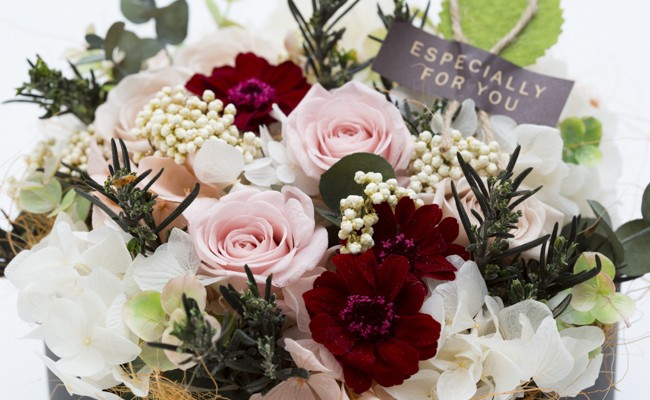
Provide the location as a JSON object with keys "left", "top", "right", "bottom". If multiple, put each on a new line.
{"left": 1, "top": 0, "right": 650, "bottom": 398}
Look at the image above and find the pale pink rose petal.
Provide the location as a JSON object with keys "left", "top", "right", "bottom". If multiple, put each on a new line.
{"left": 187, "top": 186, "right": 327, "bottom": 287}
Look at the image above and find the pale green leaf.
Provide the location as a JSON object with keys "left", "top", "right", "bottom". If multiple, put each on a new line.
{"left": 439, "top": 0, "right": 563, "bottom": 66}
{"left": 583, "top": 117, "right": 602, "bottom": 144}
{"left": 592, "top": 292, "right": 636, "bottom": 325}
{"left": 139, "top": 342, "right": 176, "bottom": 371}
{"left": 124, "top": 291, "right": 167, "bottom": 341}
{"left": 573, "top": 252, "right": 615, "bottom": 279}
{"left": 570, "top": 281, "right": 598, "bottom": 312}
{"left": 18, "top": 178, "right": 62, "bottom": 214}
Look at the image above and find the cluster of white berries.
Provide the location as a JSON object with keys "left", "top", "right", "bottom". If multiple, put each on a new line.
{"left": 25, "top": 138, "right": 55, "bottom": 171}
{"left": 131, "top": 86, "right": 262, "bottom": 165}
{"left": 60, "top": 128, "right": 105, "bottom": 173}
{"left": 339, "top": 172, "right": 422, "bottom": 255}
{"left": 408, "top": 129, "right": 504, "bottom": 194}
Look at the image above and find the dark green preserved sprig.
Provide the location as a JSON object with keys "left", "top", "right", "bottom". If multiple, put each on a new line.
{"left": 453, "top": 147, "right": 602, "bottom": 307}
{"left": 288, "top": 0, "right": 372, "bottom": 89}
{"left": 452, "top": 146, "right": 547, "bottom": 271}
{"left": 149, "top": 266, "right": 307, "bottom": 400}
{"left": 6, "top": 56, "right": 106, "bottom": 125}
{"left": 73, "top": 139, "right": 199, "bottom": 255}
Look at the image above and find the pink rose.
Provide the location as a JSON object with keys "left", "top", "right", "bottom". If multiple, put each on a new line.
{"left": 283, "top": 81, "right": 414, "bottom": 183}
{"left": 433, "top": 178, "right": 564, "bottom": 259}
{"left": 94, "top": 67, "right": 192, "bottom": 154}
{"left": 187, "top": 186, "right": 328, "bottom": 287}
{"left": 175, "top": 27, "right": 280, "bottom": 75}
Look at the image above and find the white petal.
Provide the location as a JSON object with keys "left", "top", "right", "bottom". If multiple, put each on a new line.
{"left": 39, "top": 354, "right": 121, "bottom": 400}
{"left": 193, "top": 139, "right": 244, "bottom": 184}
{"left": 453, "top": 98, "right": 478, "bottom": 137}
{"left": 489, "top": 115, "right": 518, "bottom": 152}
{"left": 132, "top": 251, "right": 187, "bottom": 292}
{"left": 93, "top": 327, "right": 141, "bottom": 366}
{"left": 81, "top": 229, "right": 132, "bottom": 275}
{"left": 276, "top": 164, "right": 297, "bottom": 183}
{"left": 245, "top": 165, "right": 279, "bottom": 187}
{"left": 56, "top": 346, "right": 105, "bottom": 377}
{"left": 43, "top": 299, "right": 87, "bottom": 358}
{"left": 83, "top": 267, "right": 124, "bottom": 307}
{"left": 437, "top": 367, "right": 478, "bottom": 400}
{"left": 113, "top": 365, "right": 151, "bottom": 397}
{"left": 383, "top": 369, "right": 438, "bottom": 400}
{"left": 268, "top": 140, "right": 289, "bottom": 164}
{"left": 167, "top": 228, "right": 201, "bottom": 275}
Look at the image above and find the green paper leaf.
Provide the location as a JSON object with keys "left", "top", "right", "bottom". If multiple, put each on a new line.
{"left": 319, "top": 153, "right": 396, "bottom": 214}
{"left": 121, "top": 0, "right": 157, "bottom": 24}
{"left": 574, "top": 145, "right": 602, "bottom": 167}
{"left": 155, "top": 0, "right": 189, "bottom": 45}
{"left": 124, "top": 291, "right": 167, "bottom": 341}
{"left": 641, "top": 183, "right": 650, "bottom": 222}
{"left": 560, "top": 117, "right": 586, "bottom": 145}
{"left": 616, "top": 219, "right": 650, "bottom": 277}
{"left": 439, "top": 0, "right": 563, "bottom": 66}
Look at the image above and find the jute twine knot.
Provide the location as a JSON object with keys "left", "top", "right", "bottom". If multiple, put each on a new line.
{"left": 442, "top": 0, "right": 539, "bottom": 144}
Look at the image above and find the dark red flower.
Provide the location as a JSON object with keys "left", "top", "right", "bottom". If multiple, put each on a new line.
{"left": 185, "top": 52, "right": 310, "bottom": 133}
{"left": 372, "top": 197, "right": 468, "bottom": 281}
{"left": 303, "top": 251, "right": 441, "bottom": 393}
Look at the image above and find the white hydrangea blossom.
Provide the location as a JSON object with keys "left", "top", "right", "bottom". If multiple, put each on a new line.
{"left": 5, "top": 213, "right": 141, "bottom": 399}
{"left": 384, "top": 261, "right": 606, "bottom": 400}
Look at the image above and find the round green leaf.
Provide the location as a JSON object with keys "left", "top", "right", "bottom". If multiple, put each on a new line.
{"left": 574, "top": 145, "right": 602, "bottom": 167}
{"left": 124, "top": 291, "right": 167, "bottom": 341}
{"left": 319, "top": 153, "right": 396, "bottom": 214}
{"left": 591, "top": 292, "right": 635, "bottom": 325}
{"left": 616, "top": 219, "right": 650, "bottom": 278}
{"left": 104, "top": 22, "right": 126, "bottom": 61}
{"left": 18, "top": 178, "right": 62, "bottom": 214}
{"left": 439, "top": 0, "right": 564, "bottom": 66}
{"left": 583, "top": 117, "right": 602, "bottom": 144}
{"left": 121, "top": 0, "right": 157, "bottom": 24}
{"left": 641, "top": 183, "right": 650, "bottom": 222}
{"left": 154, "top": 0, "right": 189, "bottom": 45}
{"left": 559, "top": 117, "right": 586, "bottom": 145}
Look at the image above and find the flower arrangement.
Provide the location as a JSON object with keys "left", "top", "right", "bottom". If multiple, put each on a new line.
{"left": 1, "top": 1, "right": 647, "bottom": 399}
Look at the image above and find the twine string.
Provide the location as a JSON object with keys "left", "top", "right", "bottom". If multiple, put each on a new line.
{"left": 444, "top": 0, "right": 539, "bottom": 142}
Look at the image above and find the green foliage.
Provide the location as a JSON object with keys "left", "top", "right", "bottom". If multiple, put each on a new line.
{"left": 288, "top": 0, "right": 371, "bottom": 89}
{"left": 74, "top": 139, "right": 199, "bottom": 255}
{"left": 88, "top": 0, "right": 189, "bottom": 82}
{"left": 204, "top": 0, "right": 241, "bottom": 27}
{"left": 319, "top": 153, "right": 396, "bottom": 214}
{"left": 7, "top": 56, "right": 107, "bottom": 124}
{"left": 150, "top": 267, "right": 307, "bottom": 400}
{"left": 124, "top": 291, "right": 167, "bottom": 341}
{"left": 452, "top": 147, "right": 600, "bottom": 306}
{"left": 560, "top": 116, "right": 603, "bottom": 166}
{"left": 439, "top": 0, "right": 563, "bottom": 66}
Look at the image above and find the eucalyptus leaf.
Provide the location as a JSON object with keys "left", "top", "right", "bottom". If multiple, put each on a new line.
{"left": 319, "top": 153, "right": 396, "bottom": 213}
{"left": 587, "top": 199, "right": 611, "bottom": 228}
{"left": 439, "top": 0, "right": 563, "bottom": 66}
{"left": 154, "top": 0, "right": 189, "bottom": 45}
{"left": 641, "top": 183, "right": 650, "bottom": 222}
{"left": 85, "top": 34, "right": 104, "bottom": 50}
{"left": 616, "top": 219, "right": 650, "bottom": 277}
{"left": 104, "top": 22, "right": 126, "bottom": 61}
{"left": 124, "top": 291, "right": 167, "bottom": 341}
{"left": 121, "top": 0, "right": 157, "bottom": 24}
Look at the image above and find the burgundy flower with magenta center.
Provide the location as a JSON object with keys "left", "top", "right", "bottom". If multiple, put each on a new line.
{"left": 185, "top": 52, "right": 310, "bottom": 133}
{"left": 303, "top": 251, "right": 441, "bottom": 393}
{"left": 372, "top": 197, "right": 468, "bottom": 282}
